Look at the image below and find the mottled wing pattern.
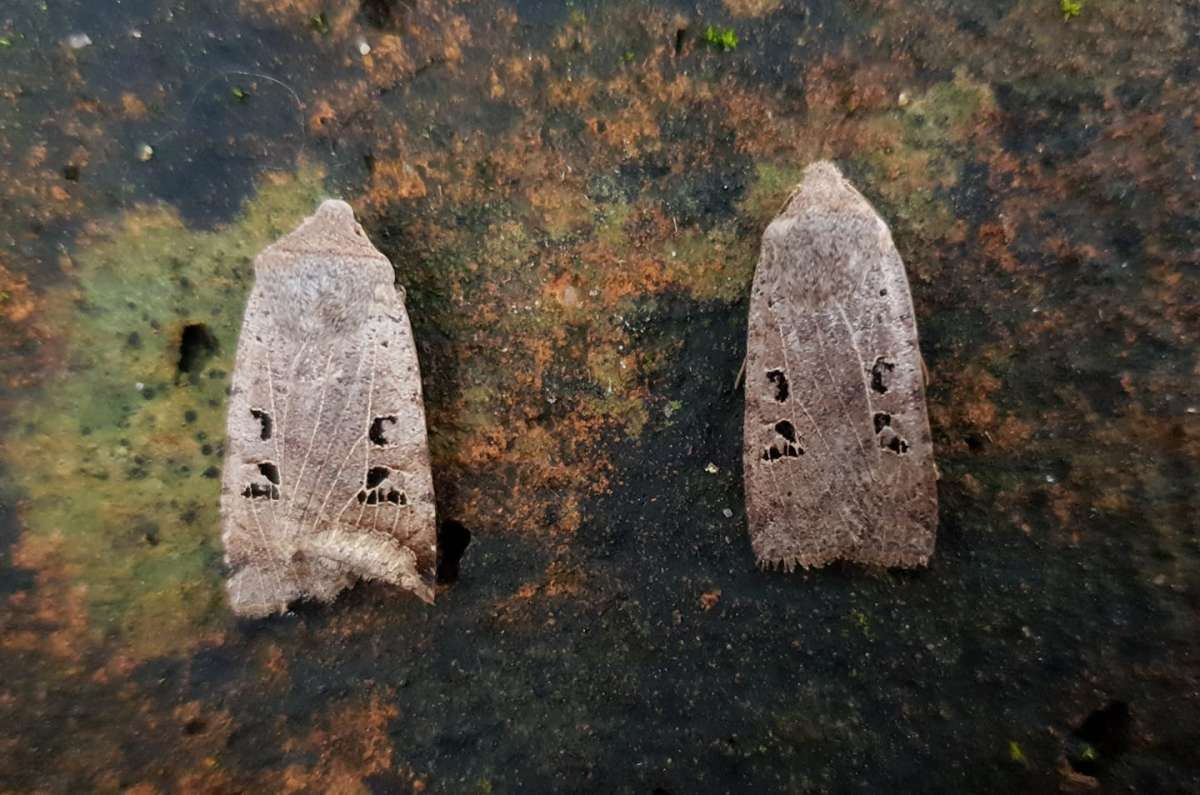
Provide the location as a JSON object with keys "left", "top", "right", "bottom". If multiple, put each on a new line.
{"left": 220, "top": 201, "right": 435, "bottom": 617}
{"left": 744, "top": 162, "right": 937, "bottom": 570}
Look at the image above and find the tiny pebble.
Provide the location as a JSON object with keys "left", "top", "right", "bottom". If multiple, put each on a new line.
{"left": 722, "top": 508, "right": 733, "bottom": 518}
{"left": 135, "top": 382, "right": 145, "bottom": 391}
{"left": 136, "top": 143, "right": 154, "bottom": 162}
{"left": 357, "top": 39, "right": 371, "bottom": 55}
{"left": 705, "top": 463, "right": 719, "bottom": 474}
{"left": 66, "top": 33, "right": 92, "bottom": 49}
{"left": 898, "top": 91, "right": 910, "bottom": 107}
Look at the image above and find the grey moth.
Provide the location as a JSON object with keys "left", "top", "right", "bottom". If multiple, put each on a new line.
{"left": 220, "top": 200, "right": 436, "bottom": 617}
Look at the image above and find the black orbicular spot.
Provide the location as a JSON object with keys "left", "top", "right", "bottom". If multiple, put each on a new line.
{"left": 250, "top": 409, "right": 273, "bottom": 440}
{"left": 369, "top": 415, "right": 397, "bottom": 446}
{"left": 870, "top": 357, "right": 895, "bottom": 394}
{"left": 365, "top": 466, "right": 390, "bottom": 488}
{"left": 356, "top": 465, "right": 407, "bottom": 506}
{"left": 258, "top": 462, "right": 280, "bottom": 485}
{"left": 242, "top": 483, "right": 279, "bottom": 499}
{"left": 241, "top": 460, "right": 282, "bottom": 500}
{"left": 762, "top": 419, "right": 803, "bottom": 461}
{"left": 873, "top": 412, "right": 891, "bottom": 433}
{"left": 766, "top": 369, "right": 790, "bottom": 402}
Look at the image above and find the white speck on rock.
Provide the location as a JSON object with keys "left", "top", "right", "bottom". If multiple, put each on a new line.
{"left": 66, "top": 33, "right": 92, "bottom": 49}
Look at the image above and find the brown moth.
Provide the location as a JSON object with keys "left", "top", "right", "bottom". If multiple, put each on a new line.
{"left": 743, "top": 161, "right": 937, "bottom": 571}
{"left": 220, "top": 200, "right": 436, "bottom": 617}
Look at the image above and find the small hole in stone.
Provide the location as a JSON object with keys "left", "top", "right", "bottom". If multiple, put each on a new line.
{"left": 1072, "top": 700, "right": 1132, "bottom": 769}
{"left": 178, "top": 324, "right": 219, "bottom": 377}
{"left": 360, "top": 0, "right": 408, "bottom": 30}
{"left": 766, "top": 369, "right": 790, "bottom": 402}
{"left": 437, "top": 519, "right": 472, "bottom": 584}
{"left": 183, "top": 718, "right": 206, "bottom": 735}
{"left": 879, "top": 288, "right": 887, "bottom": 296}
{"left": 62, "top": 164, "right": 81, "bottom": 181}
{"left": 873, "top": 412, "right": 892, "bottom": 433}
{"left": 966, "top": 433, "right": 985, "bottom": 452}
{"left": 774, "top": 420, "right": 797, "bottom": 443}
{"left": 673, "top": 26, "right": 687, "bottom": 55}
{"left": 885, "top": 436, "right": 909, "bottom": 454}
{"left": 250, "top": 409, "right": 273, "bottom": 440}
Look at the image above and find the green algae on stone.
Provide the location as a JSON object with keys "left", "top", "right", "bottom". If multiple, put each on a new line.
{"left": 3, "top": 166, "right": 328, "bottom": 658}
{"left": 852, "top": 71, "right": 995, "bottom": 243}
{"left": 739, "top": 162, "right": 808, "bottom": 229}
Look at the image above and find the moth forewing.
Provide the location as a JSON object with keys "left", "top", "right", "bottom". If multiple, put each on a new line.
{"left": 743, "top": 161, "right": 938, "bottom": 572}
{"left": 220, "top": 200, "right": 436, "bottom": 618}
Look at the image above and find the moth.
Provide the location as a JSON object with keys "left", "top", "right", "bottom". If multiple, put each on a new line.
{"left": 220, "top": 200, "right": 436, "bottom": 617}
{"left": 743, "top": 161, "right": 938, "bottom": 571}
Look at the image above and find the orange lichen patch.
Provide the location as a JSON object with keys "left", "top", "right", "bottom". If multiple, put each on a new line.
{"left": 493, "top": 561, "right": 586, "bottom": 621}
{"left": 362, "top": 33, "right": 419, "bottom": 87}
{"left": 276, "top": 694, "right": 401, "bottom": 791}
{"left": 978, "top": 221, "right": 1020, "bottom": 274}
{"left": 307, "top": 99, "right": 336, "bottom": 135}
{"left": 237, "top": 0, "right": 355, "bottom": 34}
{"left": 930, "top": 362, "right": 1013, "bottom": 454}
{"left": 723, "top": 0, "right": 782, "bottom": 17}
{"left": 587, "top": 103, "right": 661, "bottom": 158}
{"left": 437, "top": 14, "right": 472, "bottom": 64}
{"left": 361, "top": 7, "right": 472, "bottom": 88}
{"left": 0, "top": 261, "right": 38, "bottom": 327}
{"left": 803, "top": 57, "right": 904, "bottom": 118}
{"left": 489, "top": 53, "right": 541, "bottom": 99}
{"left": 528, "top": 180, "right": 594, "bottom": 238}
{"left": 717, "top": 85, "right": 813, "bottom": 159}
{"left": 4, "top": 533, "right": 91, "bottom": 666}
{"left": 363, "top": 158, "right": 429, "bottom": 208}
{"left": 993, "top": 415, "right": 1034, "bottom": 449}
{"left": 120, "top": 92, "right": 148, "bottom": 120}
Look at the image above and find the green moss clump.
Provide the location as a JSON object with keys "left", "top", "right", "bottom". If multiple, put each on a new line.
{"left": 703, "top": 25, "right": 739, "bottom": 52}
{"left": 4, "top": 166, "right": 327, "bottom": 658}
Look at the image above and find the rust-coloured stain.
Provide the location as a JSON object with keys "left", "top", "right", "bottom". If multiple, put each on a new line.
{"left": 221, "top": 200, "right": 436, "bottom": 617}
{"left": 743, "top": 161, "right": 937, "bottom": 571}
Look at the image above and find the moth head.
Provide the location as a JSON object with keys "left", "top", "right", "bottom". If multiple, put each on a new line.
{"left": 258, "top": 199, "right": 389, "bottom": 266}
{"left": 778, "top": 160, "right": 875, "bottom": 221}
